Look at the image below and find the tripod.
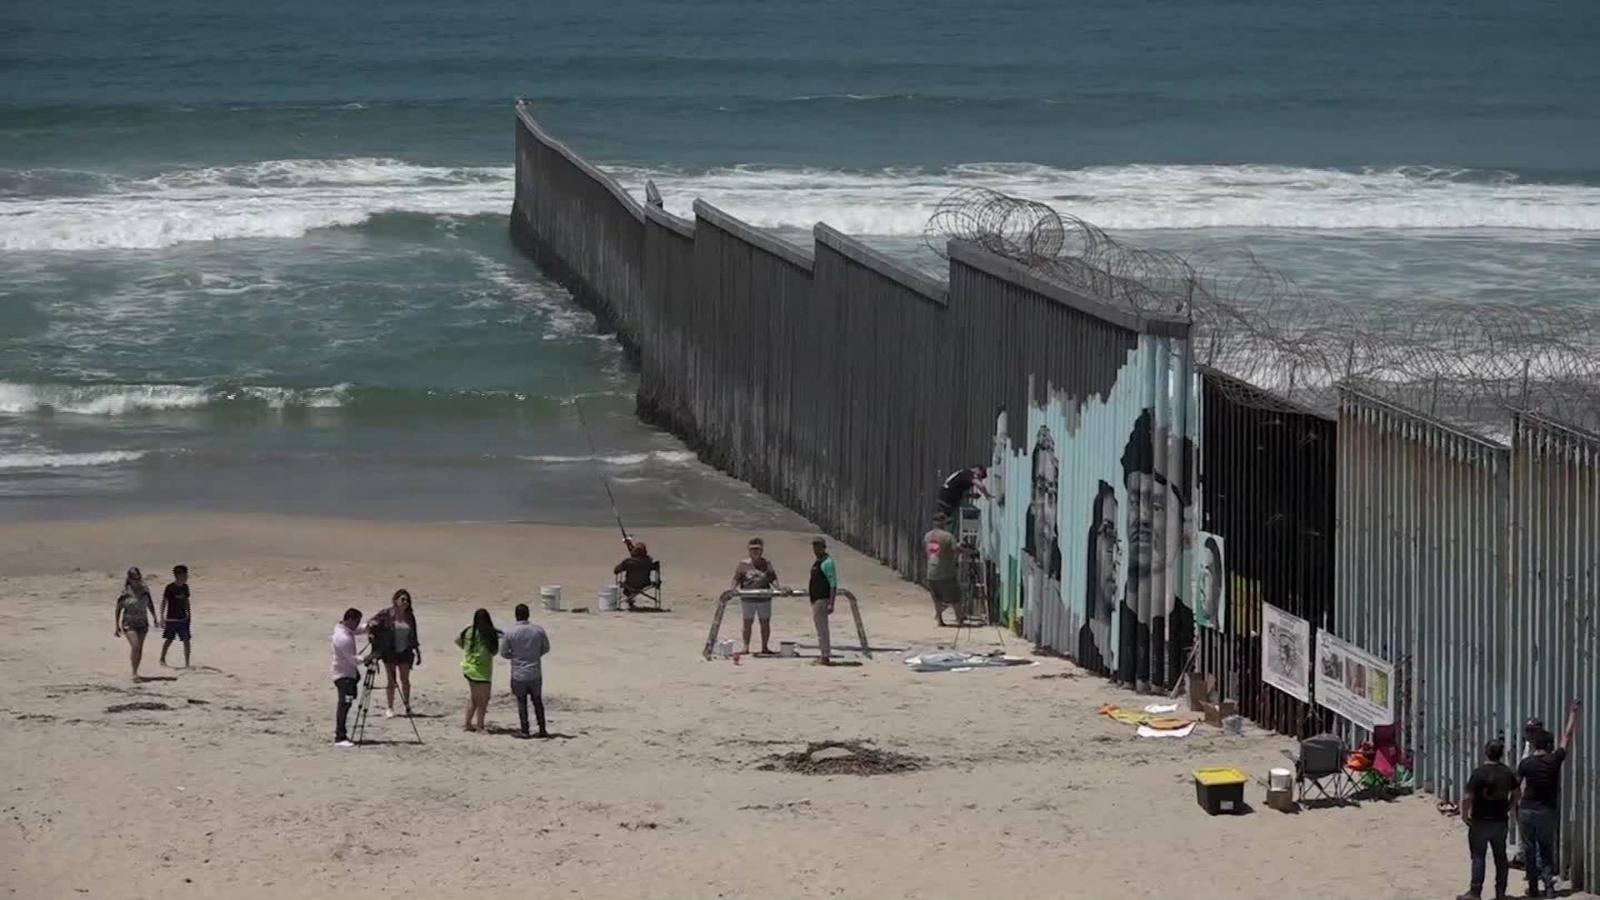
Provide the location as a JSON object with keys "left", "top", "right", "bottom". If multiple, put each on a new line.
{"left": 954, "top": 544, "right": 1006, "bottom": 650}
{"left": 352, "top": 654, "right": 423, "bottom": 746}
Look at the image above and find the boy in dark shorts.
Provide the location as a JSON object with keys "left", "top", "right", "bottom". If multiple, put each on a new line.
{"left": 160, "top": 564, "right": 192, "bottom": 668}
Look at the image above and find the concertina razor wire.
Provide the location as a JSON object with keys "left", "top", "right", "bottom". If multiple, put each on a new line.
{"left": 925, "top": 187, "right": 1600, "bottom": 434}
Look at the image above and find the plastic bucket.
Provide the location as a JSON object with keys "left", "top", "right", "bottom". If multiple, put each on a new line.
{"left": 540, "top": 585, "right": 562, "bottom": 612}
{"left": 1269, "top": 768, "right": 1293, "bottom": 792}
{"left": 597, "top": 585, "right": 621, "bottom": 611}
{"left": 778, "top": 641, "right": 798, "bottom": 657}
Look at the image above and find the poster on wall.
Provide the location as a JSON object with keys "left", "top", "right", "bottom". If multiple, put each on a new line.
{"left": 1194, "top": 532, "right": 1225, "bottom": 631}
{"left": 1260, "top": 603, "right": 1311, "bottom": 703}
{"left": 1314, "top": 630, "right": 1395, "bottom": 729}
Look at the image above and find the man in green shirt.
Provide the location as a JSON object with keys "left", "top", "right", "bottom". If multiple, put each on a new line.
{"left": 925, "top": 513, "right": 960, "bottom": 626}
{"left": 808, "top": 537, "right": 839, "bottom": 665}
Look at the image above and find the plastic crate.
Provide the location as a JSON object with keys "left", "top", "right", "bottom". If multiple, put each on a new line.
{"left": 1193, "top": 767, "right": 1248, "bottom": 815}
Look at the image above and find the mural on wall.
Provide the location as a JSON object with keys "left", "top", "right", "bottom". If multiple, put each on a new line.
{"left": 1077, "top": 479, "right": 1121, "bottom": 673}
{"left": 1194, "top": 532, "right": 1226, "bottom": 631}
{"left": 980, "top": 338, "right": 1197, "bottom": 686}
{"left": 1021, "top": 425, "right": 1063, "bottom": 646}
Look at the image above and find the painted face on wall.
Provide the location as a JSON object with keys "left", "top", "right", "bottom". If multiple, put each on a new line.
{"left": 1093, "top": 493, "right": 1121, "bottom": 611}
{"left": 1031, "top": 443, "right": 1058, "bottom": 556}
{"left": 1030, "top": 425, "right": 1056, "bottom": 557}
{"left": 1125, "top": 471, "right": 1178, "bottom": 578}
{"left": 1199, "top": 539, "right": 1222, "bottom": 622}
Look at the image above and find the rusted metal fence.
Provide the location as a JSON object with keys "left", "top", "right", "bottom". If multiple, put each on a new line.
{"left": 1336, "top": 390, "right": 1596, "bottom": 889}
{"left": 1509, "top": 413, "right": 1599, "bottom": 889}
{"left": 1197, "top": 368, "right": 1336, "bottom": 737}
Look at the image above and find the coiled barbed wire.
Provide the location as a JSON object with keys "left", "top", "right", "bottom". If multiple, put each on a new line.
{"left": 925, "top": 187, "right": 1600, "bottom": 432}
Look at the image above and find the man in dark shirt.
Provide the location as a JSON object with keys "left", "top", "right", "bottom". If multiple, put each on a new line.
{"left": 936, "top": 465, "right": 990, "bottom": 518}
{"left": 159, "top": 564, "right": 192, "bottom": 668}
{"left": 613, "top": 540, "right": 657, "bottom": 610}
{"left": 1517, "top": 700, "right": 1579, "bottom": 898}
{"left": 1458, "top": 739, "right": 1518, "bottom": 900}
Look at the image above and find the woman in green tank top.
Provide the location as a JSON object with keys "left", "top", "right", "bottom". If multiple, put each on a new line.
{"left": 455, "top": 608, "right": 499, "bottom": 732}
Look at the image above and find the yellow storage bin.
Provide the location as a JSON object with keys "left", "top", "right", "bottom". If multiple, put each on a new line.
{"left": 1193, "top": 767, "right": 1248, "bottom": 814}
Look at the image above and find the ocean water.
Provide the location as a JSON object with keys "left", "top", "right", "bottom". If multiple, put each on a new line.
{"left": 3, "top": 0, "right": 1597, "bottom": 520}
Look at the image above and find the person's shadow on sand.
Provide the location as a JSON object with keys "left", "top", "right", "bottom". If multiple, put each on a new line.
{"left": 483, "top": 725, "right": 576, "bottom": 740}
{"left": 135, "top": 675, "right": 178, "bottom": 683}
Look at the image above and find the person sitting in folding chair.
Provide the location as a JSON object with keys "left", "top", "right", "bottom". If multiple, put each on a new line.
{"left": 614, "top": 540, "right": 660, "bottom": 611}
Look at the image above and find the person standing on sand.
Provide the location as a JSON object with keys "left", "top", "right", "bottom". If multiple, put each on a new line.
{"left": 456, "top": 609, "right": 499, "bottom": 732}
{"left": 808, "top": 537, "right": 838, "bottom": 665}
{"left": 366, "top": 589, "right": 422, "bottom": 718}
{"left": 1458, "top": 738, "right": 1518, "bottom": 900}
{"left": 1517, "top": 699, "right": 1580, "bottom": 898}
{"left": 159, "top": 564, "right": 192, "bottom": 668}
{"left": 733, "top": 537, "right": 779, "bottom": 655}
{"left": 329, "top": 607, "right": 370, "bottom": 748}
{"left": 924, "top": 514, "right": 960, "bottom": 626}
{"left": 500, "top": 603, "right": 551, "bottom": 738}
{"left": 113, "top": 567, "right": 161, "bottom": 681}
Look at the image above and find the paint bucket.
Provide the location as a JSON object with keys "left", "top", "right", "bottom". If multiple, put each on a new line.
{"left": 1269, "top": 768, "right": 1293, "bottom": 792}
{"left": 714, "top": 639, "right": 735, "bottom": 659}
{"left": 540, "top": 585, "right": 562, "bottom": 612}
{"left": 597, "top": 585, "right": 621, "bottom": 611}
{"left": 778, "top": 641, "right": 798, "bottom": 658}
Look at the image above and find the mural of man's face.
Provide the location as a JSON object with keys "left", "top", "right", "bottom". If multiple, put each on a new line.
{"left": 1094, "top": 495, "right": 1120, "bottom": 609}
{"left": 1032, "top": 446, "right": 1058, "bottom": 553}
{"left": 1125, "top": 471, "right": 1178, "bottom": 579}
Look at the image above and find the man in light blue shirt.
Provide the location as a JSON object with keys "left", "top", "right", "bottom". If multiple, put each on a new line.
{"left": 500, "top": 603, "right": 551, "bottom": 738}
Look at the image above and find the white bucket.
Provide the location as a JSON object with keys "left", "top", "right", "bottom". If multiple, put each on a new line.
{"left": 540, "top": 585, "right": 562, "bottom": 612}
{"left": 778, "top": 640, "right": 798, "bottom": 658}
{"left": 1269, "top": 767, "right": 1293, "bottom": 792}
{"left": 597, "top": 585, "right": 621, "bottom": 611}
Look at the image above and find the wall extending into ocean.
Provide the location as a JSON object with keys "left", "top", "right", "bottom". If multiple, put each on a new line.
{"left": 510, "top": 101, "right": 1201, "bottom": 690}
{"left": 511, "top": 102, "right": 1594, "bottom": 887}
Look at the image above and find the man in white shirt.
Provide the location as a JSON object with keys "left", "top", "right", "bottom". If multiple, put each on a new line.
{"left": 330, "top": 608, "right": 370, "bottom": 747}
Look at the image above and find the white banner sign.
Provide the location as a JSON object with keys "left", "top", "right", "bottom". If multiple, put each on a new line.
{"left": 1260, "top": 603, "right": 1311, "bottom": 703}
{"left": 1314, "top": 630, "right": 1395, "bottom": 729}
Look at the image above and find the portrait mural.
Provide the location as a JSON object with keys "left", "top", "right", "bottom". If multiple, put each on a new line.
{"left": 979, "top": 338, "right": 1198, "bottom": 687}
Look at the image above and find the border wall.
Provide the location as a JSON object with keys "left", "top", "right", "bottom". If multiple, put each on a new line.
{"left": 1336, "top": 390, "right": 1597, "bottom": 888}
{"left": 511, "top": 104, "right": 1594, "bottom": 883}
{"left": 1197, "top": 369, "right": 1336, "bottom": 737}
{"left": 511, "top": 101, "right": 1200, "bottom": 688}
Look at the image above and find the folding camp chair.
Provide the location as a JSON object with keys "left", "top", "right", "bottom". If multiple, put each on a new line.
{"left": 619, "top": 560, "right": 663, "bottom": 610}
{"left": 1282, "top": 733, "right": 1349, "bottom": 802}
{"left": 1354, "top": 724, "right": 1413, "bottom": 795}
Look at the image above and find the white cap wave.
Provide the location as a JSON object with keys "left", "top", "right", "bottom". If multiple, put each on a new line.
{"left": 0, "top": 158, "right": 512, "bottom": 251}
{"left": 5, "top": 158, "right": 1599, "bottom": 252}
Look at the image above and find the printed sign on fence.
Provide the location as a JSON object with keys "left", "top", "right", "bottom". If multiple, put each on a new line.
{"left": 1314, "top": 630, "right": 1395, "bottom": 729}
{"left": 1260, "top": 603, "right": 1310, "bottom": 703}
{"left": 1194, "top": 532, "right": 1226, "bottom": 632}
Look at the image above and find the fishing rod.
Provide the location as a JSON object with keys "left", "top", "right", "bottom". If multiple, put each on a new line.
{"left": 562, "top": 372, "right": 633, "bottom": 549}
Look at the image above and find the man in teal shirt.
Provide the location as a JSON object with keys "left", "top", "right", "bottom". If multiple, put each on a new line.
{"left": 808, "top": 537, "right": 839, "bottom": 665}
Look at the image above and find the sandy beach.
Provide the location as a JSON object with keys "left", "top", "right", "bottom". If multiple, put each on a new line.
{"left": 2, "top": 515, "right": 1476, "bottom": 899}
